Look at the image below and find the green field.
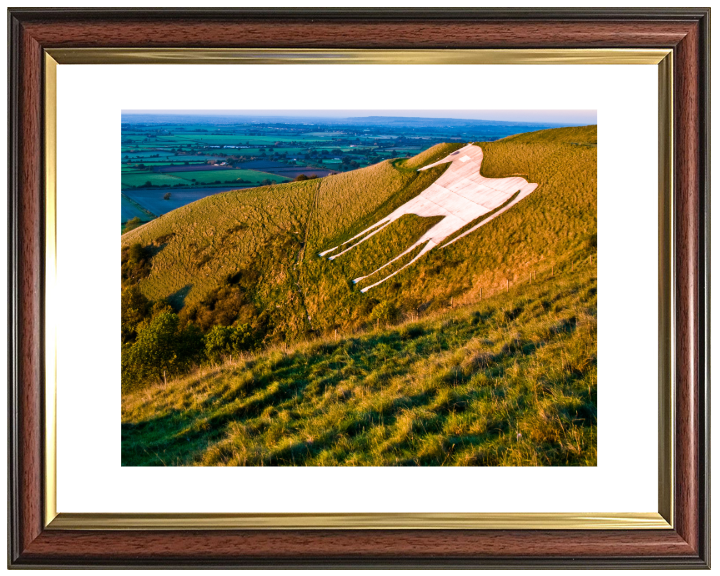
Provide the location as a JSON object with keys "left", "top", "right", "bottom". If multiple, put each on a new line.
{"left": 121, "top": 162, "right": 208, "bottom": 170}
{"left": 122, "top": 154, "right": 223, "bottom": 162}
{"left": 170, "top": 134, "right": 331, "bottom": 145}
{"left": 121, "top": 168, "right": 290, "bottom": 189}
{"left": 171, "top": 169, "right": 290, "bottom": 185}
{"left": 121, "top": 194, "right": 155, "bottom": 223}
{"left": 121, "top": 173, "right": 186, "bottom": 188}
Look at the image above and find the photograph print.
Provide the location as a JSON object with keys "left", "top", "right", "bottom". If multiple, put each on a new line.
{"left": 120, "top": 110, "right": 598, "bottom": 467}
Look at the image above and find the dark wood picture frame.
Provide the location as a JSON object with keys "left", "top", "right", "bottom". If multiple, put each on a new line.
{"left": 8, "top": 8, "right": 709, "bottom": 568}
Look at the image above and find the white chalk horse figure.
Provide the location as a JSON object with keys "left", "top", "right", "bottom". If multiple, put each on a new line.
{"left": 319, "top": 143, "right": 538, "bottom": 292}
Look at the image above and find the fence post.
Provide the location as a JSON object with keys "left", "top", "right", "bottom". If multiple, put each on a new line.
{"left": 506, "top": 278, "right": 509, "bottom": 293}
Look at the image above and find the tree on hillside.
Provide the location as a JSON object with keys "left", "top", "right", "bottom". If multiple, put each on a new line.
{"left": 121, "top": 286, "right": 151, "bottom": 344}
{"left": 122, "top": 216, "right": 143, "bottom": 234}
{"left": 370, "top": 300, "right": 398, "bottom": 326}
{"left": 121, "top": 312, "right": 203, "bottom": 390}
{"left": 204, "top": 324, "right": 256, "bottom": 363}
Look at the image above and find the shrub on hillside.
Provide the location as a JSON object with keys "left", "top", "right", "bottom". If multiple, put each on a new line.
{"left": 122, "top": 312, "right": 203, "bottom": 391}
{"left": 121, "top": 285, "right": 175, "bottom": 345}
{"left": 121, "top": 286, "right": 151, "bottom": 344}
{"left": 122, "top": 216, "right": 143, "bottom": 234}
{"left": 121, "top": 242, "right": 152, "bottom": 288}
{"left": 180, "top": 283, "right": 257, "bottom": 332}
{"left": 204, "top": 323, "right": 257, "bottom": 363}
{"left": 370, "top": 300, "right": 398, "bottom": 325}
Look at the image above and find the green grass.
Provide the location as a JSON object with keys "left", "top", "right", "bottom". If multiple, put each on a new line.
{"left": 333, "top": 213, "right": 443, "bottom": 283}
{"left": 170, "top": 134, "right": 331, "bottom": 145}
{"left": 122, "top": 261, "right": 596, "bottom": 466}
{"left": 121, "top": 161, "right": 208, "bottom": 168}
{"left": 172, "top": 169, "right": 290, "bottom": 185}
{"left": 121, "top": 172, "right": 186, "bottom": 188}
{"left": 121, "top": 194, "right": 155, "bottom": 224}
{"left": 121, "top": 169, "right": 289, "bottom": 189}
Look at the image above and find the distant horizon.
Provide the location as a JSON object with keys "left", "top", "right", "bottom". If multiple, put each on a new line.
{"left": 122, "top": 109, "right": 597, "bottom": 126}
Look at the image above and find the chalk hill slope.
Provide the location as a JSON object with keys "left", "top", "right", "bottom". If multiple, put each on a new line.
{"left": 122, "top": 125, "right": 596, "bottom": 345}
{"left": 320, "top": 143, "right": 538, "bottom": 292}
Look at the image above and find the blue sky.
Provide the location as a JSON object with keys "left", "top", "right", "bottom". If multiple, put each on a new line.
{"left": 123, "top": 110, "right": 597, "bottom": 125}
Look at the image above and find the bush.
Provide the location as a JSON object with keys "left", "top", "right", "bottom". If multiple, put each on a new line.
{"left": 399, "top": 323, "right": 424, "bottom": 340}
{"left": 370, "top": 300, "right": 398, "bottom": 325}
{"left": 122, "top": 312, "right": 203, "bottom": 390}
{"left": 127, "top": 243, "right": 145, "bottom": 263}
{"left": 204, "top": 323, "right": 256, "bottom": 363}
{"left": 180, "top": 282, "right": 257, "bottom": 332}
{"left": 121, "top": 286, "right": 151, "bottom": 344}
{"left": 122, "top": 217, "right": 143, "bottom": 234}
{"left": 121, "top": 243, "right": 152, "bottom": 288}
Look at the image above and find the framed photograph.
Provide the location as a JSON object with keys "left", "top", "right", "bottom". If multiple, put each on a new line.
{"left": 8, "top": 8, "right": 709, "bottom": 568}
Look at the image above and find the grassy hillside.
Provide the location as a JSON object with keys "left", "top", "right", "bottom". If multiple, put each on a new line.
{"left": 122, "top": 127, "right": 596, "bottom": 348}
{"left": 121, "top": 126, "right": 597, "bottom": 466}
{"left": 121, "top": 143, "right": 464, "bottom": 342}
{"left": 123, "top": 258, "right": 596, "bottom": 466}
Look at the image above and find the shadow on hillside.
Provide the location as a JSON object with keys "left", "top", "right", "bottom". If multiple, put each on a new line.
{"left": 145, "top": 233, "right": 175, "bottom": 258}
{"left": 122, "top": 411, "right": 202, "bottom": 466}
{"left": 168, "top": 284, "right": 193, "bottom": 311}
{"left": 122, "top": 294, "right": 596, "bottom": 466}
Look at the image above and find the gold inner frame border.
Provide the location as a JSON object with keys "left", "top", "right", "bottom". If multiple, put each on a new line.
{"left": 43, "top": 48, "right": 674, "bottom": 530}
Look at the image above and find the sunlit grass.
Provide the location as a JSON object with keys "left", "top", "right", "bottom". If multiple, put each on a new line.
{"left": 122, "top": 262, "right": 596, "bottom": 467}
{"left": 121, "top": 129, "right": 595, "bottom": 345}
{"left": 121, "top": 127, "right": 597, "bottom": 467}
